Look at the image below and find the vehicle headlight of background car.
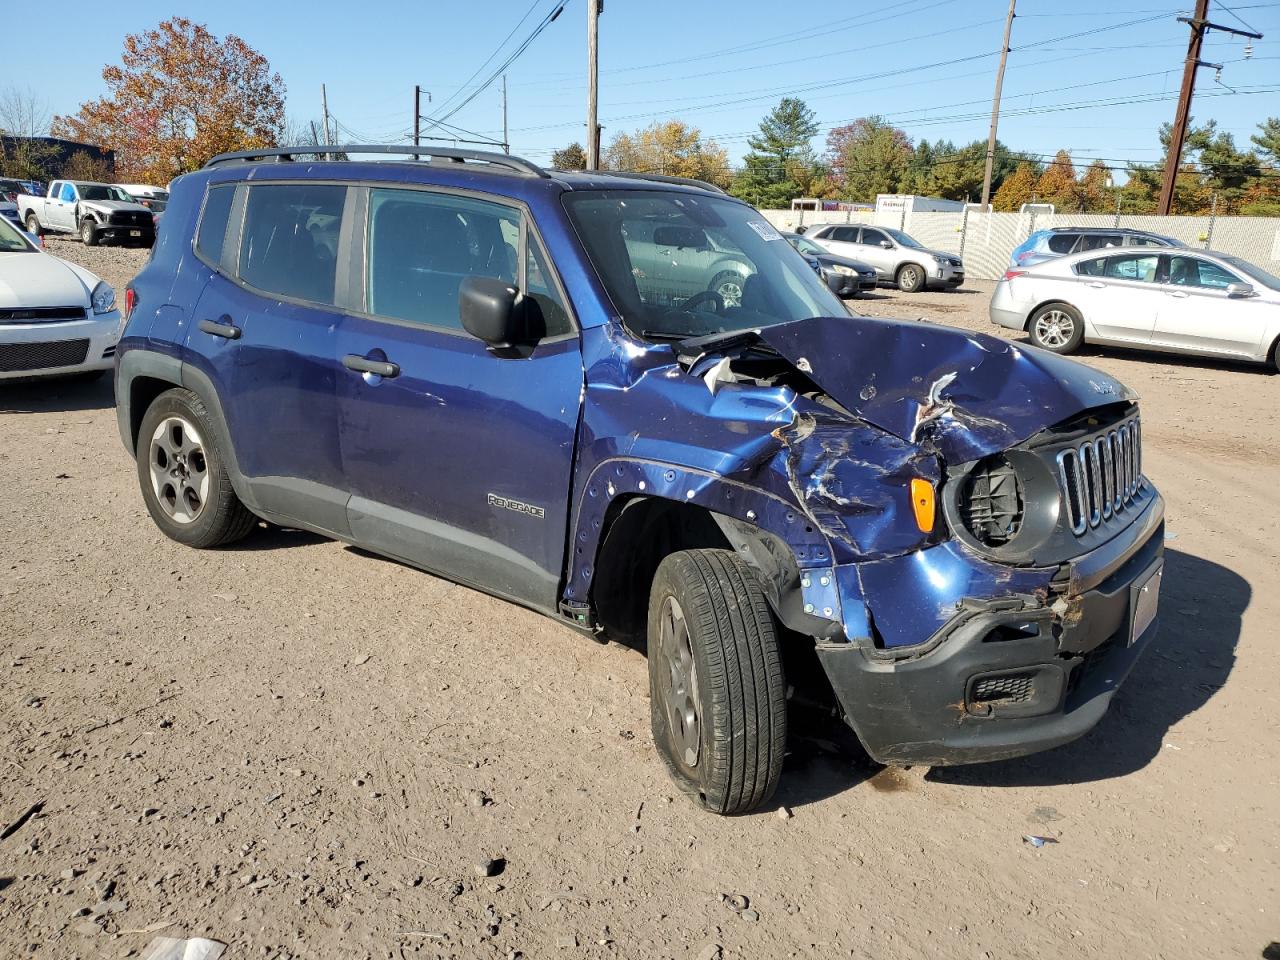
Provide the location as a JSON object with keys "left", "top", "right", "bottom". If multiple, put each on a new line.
{"left": 832, "top": 263, "right": 858, "bottom": 276}
{"left": 92, "top": 281, "right": 116, "bottom": 315}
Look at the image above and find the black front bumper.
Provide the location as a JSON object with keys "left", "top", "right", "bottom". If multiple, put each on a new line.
{"left": 817, "top": 496, "right": 1164, "bottom": 766}
{"left": 98, "top": 224, "right": 155, "bottom": 245}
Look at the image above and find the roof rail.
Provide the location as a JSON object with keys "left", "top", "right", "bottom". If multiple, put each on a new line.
{"left": 203, "top": 144, "right": 549, "bottom": 178}
{"left": 575, "top": 169, "right": 728, "bottom": 195}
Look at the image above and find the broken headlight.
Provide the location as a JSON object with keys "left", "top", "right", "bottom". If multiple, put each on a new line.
{"left": 947, "top": 450, "right": 1062, "bottom": 563}
{"left": 960, "top": 455, "right": 1022, "bottom": 546}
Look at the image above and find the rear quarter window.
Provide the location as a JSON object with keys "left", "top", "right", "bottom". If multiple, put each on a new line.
{"left": 194, "top": 185, "right": 235, "bottom": 266}
{"left": 1047, "top": 234, "right": 1076, "bottom": 253}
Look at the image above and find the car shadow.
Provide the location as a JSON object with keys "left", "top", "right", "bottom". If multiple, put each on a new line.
{"left": 0, "top": 374, "right": 115, "bottom": 413}
{"left": 1072, "top": 342, "right": 1275, "bottom": 375}
{"left": 220, "top": 523, "right": 328, "bottom": 551}
{"left": 926, "top": 547, "right": 1246, "bottom": 788}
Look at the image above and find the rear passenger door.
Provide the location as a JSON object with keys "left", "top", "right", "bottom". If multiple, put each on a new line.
{"left": 186, "top": 180, "right": 354, "bottom": 536}
{"left": 1072, "top": 252, "right": 1163, "bottom": 343}
{"left": 335, "top": 186, "right": 584, "bottom": 611}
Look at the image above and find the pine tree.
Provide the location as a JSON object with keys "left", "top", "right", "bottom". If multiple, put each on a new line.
{"left": 730, "top": 98, "right": 818, "bottom": 207}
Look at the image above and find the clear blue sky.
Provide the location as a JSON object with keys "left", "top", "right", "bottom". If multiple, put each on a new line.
{"left": 18, "top": 0, "right": 1280, "bottom": 175}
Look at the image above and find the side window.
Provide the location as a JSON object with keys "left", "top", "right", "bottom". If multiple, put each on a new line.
{"left": 1076, "top": 256, "right": 1106, "bottom": 277}
{"left": 524, "top": 234, "right": 573, "bottom": 338}
{"left": 1103, "top": 254, "right": 1159, "bottom": 282}
{"left": 829, "top": 226, "right": 857, "bottom": 243}
{"left": 1077, "top": 233, "right": 1123, "bottom": 252}
{"left": 1047, "top": 234, "right": 1076, "bottom": 253}
{"left": 1127, "top": 235, "right": 1158, "bottom": 247}
{"left": 366, "top": 187, "right": 518, "bottom": 329}
{"left": 1168, "top": 255, "right": 1239, "bottom": 290}
{"left": 808, "top": 226, "right": 830, "bottom": 240}
{"left": 239, "top": 183, "right": 346, "bottom": 305}
{"left": 861, "top": 228, "right": 888, "bottom": 246}
{"left": 195, "top": 185, "right": 235, "bottom": 266}
{"left": 59, "top": 183, "right": 76, "bottom": 202}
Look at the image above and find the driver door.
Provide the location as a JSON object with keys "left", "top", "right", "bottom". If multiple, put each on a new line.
{"left": 50, "top": 182, "right": 77, "bottom": 231}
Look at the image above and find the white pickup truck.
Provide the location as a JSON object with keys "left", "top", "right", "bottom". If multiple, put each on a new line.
{"left": 18, "top": 180, "right": 156, "bottom": 247}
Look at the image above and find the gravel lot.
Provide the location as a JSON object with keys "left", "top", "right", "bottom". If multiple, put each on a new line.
{"left": 2, "top": 237, "right": 1277, "bottom": 959}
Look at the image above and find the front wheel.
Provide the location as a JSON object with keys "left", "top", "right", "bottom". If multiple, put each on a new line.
{"left": 708, "top": 270, "right": 745, "bottom": 309}
{"left": 136, "top": 388, "right": 257, "bottom": 548}
{"left": 25, "top": 213, "right": 40, "bottom": 234}
{"left": 647, "top": 549, "right": 786, "bottom": 815}
{"left": 80, "top": 220, "right": 99, "bottom": 246}
{"left": 896, "top": 262, "right": 926, "bottom": 293}
{"left": 1028, "top": 302, "right": 1085, "bottom": 354}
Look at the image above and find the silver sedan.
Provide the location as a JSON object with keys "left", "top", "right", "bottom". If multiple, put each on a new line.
{"left": 989, "top": 245, "right": 1280, "bottom": 369}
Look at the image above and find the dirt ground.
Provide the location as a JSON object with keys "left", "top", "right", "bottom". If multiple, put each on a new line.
{"left": 2, "top": 238, "right": 1277, "bottom": 960}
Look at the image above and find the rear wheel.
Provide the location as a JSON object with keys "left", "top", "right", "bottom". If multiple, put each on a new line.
{"left": 136, "top": 388, "right": 256, "bottom": 549}
{"left": 1028, "top": 302, "right": 1085, "bottom": 354}
{"left": 896, "top": 262, "right": 926, "bottom": 293}
{"left": 80, "top": 219, "right": 99, "bottom": 246}
{"left": 24, "top": 213, "right": 40, "bottom": 234}
{"left": 647, "top": 549, "right": 786, "bottom": 815}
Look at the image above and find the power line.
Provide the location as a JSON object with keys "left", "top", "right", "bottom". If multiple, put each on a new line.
{"left": 428, "top": 0, "right": 548, "bottom": 121}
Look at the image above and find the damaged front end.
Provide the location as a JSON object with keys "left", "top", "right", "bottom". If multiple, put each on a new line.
{"left": 620, "top": 315, "right": 1165, "bottom": 766}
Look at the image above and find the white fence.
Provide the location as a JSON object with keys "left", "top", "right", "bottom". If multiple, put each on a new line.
{"left": 759, "top": 207, "right": 1280, "bottom": 281}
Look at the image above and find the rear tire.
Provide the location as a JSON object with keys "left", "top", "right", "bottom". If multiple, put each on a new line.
{"left": 647, "top": 549, "right": 786, "bottom": 815}
{"left": 136, "top": 388, "right": 256, "bottom": 549}
{"left": 1028, "top": 302, "right": 1085, "bottom": 354}
{"left": 80, "top": 220, "right": 99, "bottom": 246}
{"left": 24, "top": 213, "right": 40, "bottom": 234}
{"left": 896, "top": 262, "right": 926, "bottom": 293}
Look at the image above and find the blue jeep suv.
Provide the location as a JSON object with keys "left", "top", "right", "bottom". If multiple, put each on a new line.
{"left": 116, "top": 146, "right": 1165, "bottom": 814}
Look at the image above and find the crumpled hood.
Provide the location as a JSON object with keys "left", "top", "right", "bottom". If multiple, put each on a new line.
{"left": 0, "top": 252, "right": 91, "bottom": 307}
{"left": 82, "top": 199, "right": 150, "bottom": 214}
{"left": 756, "top": 314, "right": 1135, "bottom": 463}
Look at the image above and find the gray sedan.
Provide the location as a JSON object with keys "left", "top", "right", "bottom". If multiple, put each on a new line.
{"left": 990, "top": 246, "right": 1280, "bottom": 369}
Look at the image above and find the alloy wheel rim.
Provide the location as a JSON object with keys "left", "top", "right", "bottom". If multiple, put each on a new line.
{"left": 904, "top": 266, "right": 921, "bottom": 289}
{"left": 148, "top": 416, "right": 210, "bottom": 524}
{"left": 716, "top": 280, "right": 743, "bottom": 308}
{"left": 658, "top": 595, "right": 700, "bottom": 768}
{"left": 1035, "top": 309, "right": 1075, "bottom": 347}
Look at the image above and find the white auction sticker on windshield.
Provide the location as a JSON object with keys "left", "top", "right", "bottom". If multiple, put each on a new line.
{"left": 746, "top": 220, "right": 783, "bottom": 241}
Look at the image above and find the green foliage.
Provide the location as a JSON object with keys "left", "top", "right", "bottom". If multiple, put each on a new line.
{"left": 551, "top": 142, "right": 586, "bottom": 170}
{"left": 730, "top": 98, "right": 819, "bottom": 207}
{"left": 1252, "top": 117, "right": 1280, "bottom": 165}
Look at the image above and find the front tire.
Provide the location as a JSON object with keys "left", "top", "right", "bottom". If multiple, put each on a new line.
{"left": 80, "top": 220, "right": 99, "bottom": 246}
{"left": 708, "top": 270, "right": 745, "bottom": 309}
{"left": 647, "top": 549, "right": 786, "bottom": 815}
{"left": 24, "top": 213, "right": 40, "bottom": 234}
{"left": 896, "top": 262, "right": 926, "bottom": 293}
{"left": 1028, "top": 302, "right": 1085, "bottom": 354}
{"left": 136, "top": 388, "right": 256, "bottom": 549}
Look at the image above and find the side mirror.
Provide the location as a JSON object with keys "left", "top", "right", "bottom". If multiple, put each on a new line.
{"left": 879, "top": 240, "right": 893, "bottom": 249}
{"left": 1226, "top": 282, "right": 1254, "bottom": 298}
{"left": 460, "top": 276, "right": 522, "bottom": 349}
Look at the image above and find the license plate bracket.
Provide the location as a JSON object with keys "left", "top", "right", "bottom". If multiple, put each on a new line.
{"left": 129, "top": 229, "right": 142, "bottom": 237}
{"left": 1129, "top": 561, "right": 1163, "bottom": 646}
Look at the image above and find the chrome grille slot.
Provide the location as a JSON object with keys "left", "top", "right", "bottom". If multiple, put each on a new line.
{"left": 1055, "top": 416, "right": 1143, "bottom": 536}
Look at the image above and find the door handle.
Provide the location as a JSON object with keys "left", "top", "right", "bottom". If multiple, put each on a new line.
{"left": 198, "top": 318, "right": 241, "bottom": 339}
{"left": 1087, "top": 281, "right": 1106, "bottom": 289}
{"left": 1167, "top": 291, "right": 1190, "bottom": 298}
{"left": 343, "top": 354, "right": 400, "bottom": 378}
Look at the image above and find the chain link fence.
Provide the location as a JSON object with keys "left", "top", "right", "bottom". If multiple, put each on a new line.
{"left": 760, "top": 207, "right": 1280, "bottom": 281}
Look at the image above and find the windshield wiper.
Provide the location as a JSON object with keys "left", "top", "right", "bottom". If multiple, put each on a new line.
{"left": 639, "top": 330, "right": 690, "bottom": 341}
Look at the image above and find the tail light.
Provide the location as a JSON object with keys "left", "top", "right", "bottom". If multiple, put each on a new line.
{"left": 1015, "top": 251, "right": 1033, "bottom": 264}
{"left": 1003, "top": 269, "right": 1027, "bottom": 281}
{"left": 124, "top": 287, "right": 137, "bottom": 320}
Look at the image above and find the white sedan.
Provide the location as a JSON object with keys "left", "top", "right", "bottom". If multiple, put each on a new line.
{"left": 0, "top": 216, "right": 121, "bottom": 382}
{"left": 990, "top": 245, "right": 1280, "bottom": 369}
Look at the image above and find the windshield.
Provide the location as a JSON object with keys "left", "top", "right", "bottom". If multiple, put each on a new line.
{"left": 562, "top": 190, "right": 844, "bottom": 340}
{"left": 883, "top": 228, "right": 924, "bottom": 249}
{"left": 77, "top": 184, "right": 134, "bottom": 202}
{"left": 1218, "top": 255, "right": 1280, "bottom": 290}
{"left": 0, "top": 216, "right": 35, "bottom": 253}
{"left": 788, "top": 235, "right": 824, "bottom": 257}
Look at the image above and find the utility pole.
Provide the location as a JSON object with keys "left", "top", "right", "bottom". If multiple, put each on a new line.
{"left": 586, "top": 0, "right": 600, "bottom": 169}
{"left": 502, "top": 74, "right": 509, "bottom": 155}
{"left": 1158, "top": 0, "right": 1262, "bottom": 214}
{"left": 980, "top": 0, "right": 1016, "bottom": 209}
{"left": 309, "top": 121, "right": 320, "bottom": 150}
{"left": 321, "top": 83, "right": 332, "bottom": 145}
{"left": 414, "top": 85, "right": 421, "bottom": 147}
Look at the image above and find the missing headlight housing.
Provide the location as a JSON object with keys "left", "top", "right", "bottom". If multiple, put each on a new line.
{"left": 960, "top": 455, "right": 1023, "bottom": 546}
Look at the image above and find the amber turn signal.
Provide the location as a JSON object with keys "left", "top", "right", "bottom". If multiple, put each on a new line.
{"left": 910, "top": 478, "right": 936, "bottom": 533}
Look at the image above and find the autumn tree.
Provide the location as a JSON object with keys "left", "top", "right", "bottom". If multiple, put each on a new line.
{"left": 52, "top": 18, "right": 285, "bottom": 184}
{"left": 1034, "top": 150, "right": 1079, "bottom": 209}
{"left": 1077, "top": 160, "right": 1112, "bottom": 212}
{"left": 61, "top": 151, "right": 114, "bottom": 182}
{"left": 992, "top": 161, "right": 1039, "bottom": 211}
{"left": 604, "top": 121, "right": 730, "bottom": 187}
{"left": 825, "top": 117, "right": 912, "bottom": 201}
{"left": 551, "top": 142, "right": 587, "bottom": 170}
